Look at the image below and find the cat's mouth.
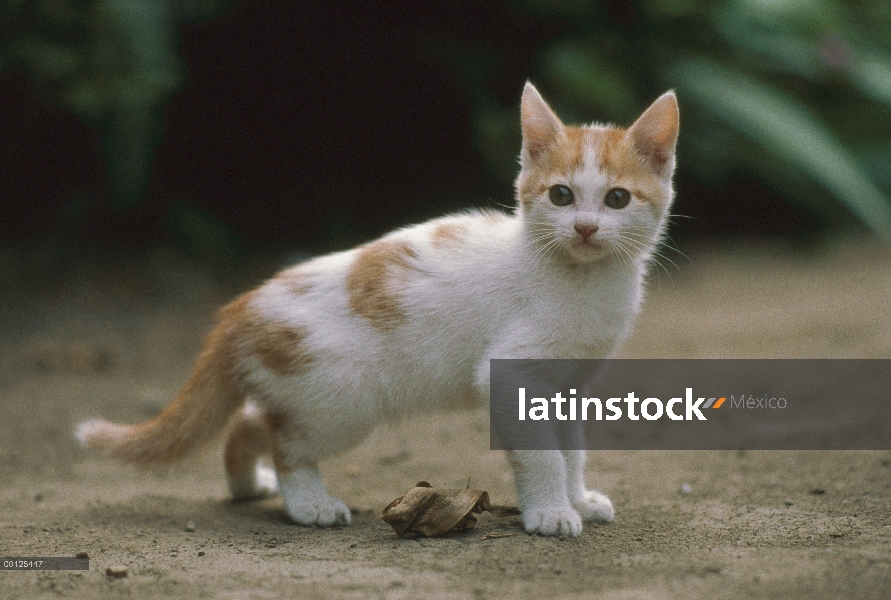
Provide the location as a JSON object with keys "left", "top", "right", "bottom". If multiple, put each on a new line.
{"left": 573, "top": 237, "right": 603, "bottom": 251}
{"left": 565, "top": 238, "right": 607, "bottom": 262}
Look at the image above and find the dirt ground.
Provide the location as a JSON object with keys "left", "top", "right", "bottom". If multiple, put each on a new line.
{"left": 1, "top": 237, "right": 890, "bottom": 599}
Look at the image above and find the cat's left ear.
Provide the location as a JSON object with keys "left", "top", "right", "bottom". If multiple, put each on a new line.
{"left": 627, "top": 92, "right": 679, "bottom": 176}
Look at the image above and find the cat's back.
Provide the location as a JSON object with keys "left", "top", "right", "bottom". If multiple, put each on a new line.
{"left": 339, "top": 209, "right": 525, "bottom": 357}
{"left": 239, "top": 210, "right": 520, "bottom": 412}
{"left": 248, "top": 209, "right": 521, "bottom": 354}
{"left": 250, "top": 207, "right": 635, "bottom": 356}
{"left": 396, "top": 209, "right": 522, "bottom": 295}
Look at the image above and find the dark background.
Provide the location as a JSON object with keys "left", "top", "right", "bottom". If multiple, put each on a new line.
{"left": 2, "top": 0, "right": 890, "bottom": 253}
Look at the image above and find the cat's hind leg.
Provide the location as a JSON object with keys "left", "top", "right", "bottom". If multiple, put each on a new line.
{"left": 224, "top": 402, "right": 278, "bottom": 500}
{"left": 563, "top": 450, "right": 614, "bottom": 523}
{"left": 265, "top": 409, "right": 351, "bottom": 527}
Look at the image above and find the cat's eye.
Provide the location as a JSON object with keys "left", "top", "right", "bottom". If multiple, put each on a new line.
{"left": 604, "top": 188, "right": 631, "bottom": 209}
{"left": 549, "top": 185, "right": 574, "bottom": 206}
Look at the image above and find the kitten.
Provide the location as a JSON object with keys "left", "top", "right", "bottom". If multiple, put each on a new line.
{"left": 76, "top": 83, "right": 678, "bottom": 537}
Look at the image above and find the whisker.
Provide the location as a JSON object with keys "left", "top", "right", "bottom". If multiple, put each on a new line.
{"left": 541, "top": 238, "right": 563, "bottom": 269}
{"left": 615, "top": 239, "right": 639, "bottom": 273}
{"left": 528, "top": 237, "right": 560, "bottom": 263}
{"left": 487, "top": 198, "right": 516, "bottom": 212}
{"left": 520, "top": 232, "right": 560, "bottom": 250}
{"left": 618, "top": 228, "right": 692, "bottom": 270}
{"left": 609, "top": 240, "right": 631, "bottom": 272}
{"left": 610, "top": 235, "right": 674, "bottom": 286}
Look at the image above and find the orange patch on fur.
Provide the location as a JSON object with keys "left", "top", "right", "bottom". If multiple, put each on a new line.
{"left": 561, "top": 127, "right": 590, "bottom": 173}
{"left": 430, "top": 222, "right": 468, "bottom": 248}
{"left": 228, "top": 291, "right": 312, "bottom": 376}
{"left": 517, "top": 126, "right": 590, "bottom": 208}
{"left": 517, "top": 124, "right": 668, "bottom": 209}
{"left": 278, "top": 269, "right": 312, "bottom": 296}
{"left": 595, "top": 128, "right": 668, "bottom": 206}
{"left": 594, "top": 127, "right": 628, "bottom": 176}
{"left": 345, "top": 239, "right": 418, "bottom": 330}
{"left": 224, "top": 410, "right": 315, "bottom": 478}
{"left": 252, "top": 323, "right": 312, "bottom": 376}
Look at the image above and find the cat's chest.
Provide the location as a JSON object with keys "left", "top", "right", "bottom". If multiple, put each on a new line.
{"left": 519, "top": 266, "right": 640, "bottom": 355}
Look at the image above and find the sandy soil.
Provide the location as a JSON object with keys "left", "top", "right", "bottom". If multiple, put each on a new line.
{"left": 1, "top": 238, "right": 890, "bottom": 599}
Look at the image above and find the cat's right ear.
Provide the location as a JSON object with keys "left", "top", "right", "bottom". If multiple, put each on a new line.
{"left": 520, "top": 83, "right": 565, "bottom": 166}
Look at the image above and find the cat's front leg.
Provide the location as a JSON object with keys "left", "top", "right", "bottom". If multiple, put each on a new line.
{"left": 279, "top": 465, "right": 351, "bottom": 527}
{"left": 563, "top": 450, "right": 614, "bottom": 523}
{"left": 478, "top": 350, "right": 582, "bottom": 536}
{"left": 507, "top": 449, "right": 582, "bottom": 537}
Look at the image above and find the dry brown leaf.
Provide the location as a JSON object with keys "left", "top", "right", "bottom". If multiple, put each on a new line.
{"left": 380, "top": 481, "right": 520, "bottom": 537}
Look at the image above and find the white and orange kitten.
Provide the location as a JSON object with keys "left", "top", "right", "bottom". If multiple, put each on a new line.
{"left": 77, "top": 84, "right": 679, "bottom": 537}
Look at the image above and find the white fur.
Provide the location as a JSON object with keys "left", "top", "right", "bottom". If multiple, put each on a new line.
{"left": 116, "top": 85, "right": 675, "bottom": 537}
{"left": 75, "top": 88, "right": 675, "bottom": 536}
{"left": 236, "top": 85, "right": 678, "bottom": 536}
{"left": 242, "top": 196, "right": 668, "bottom": 535}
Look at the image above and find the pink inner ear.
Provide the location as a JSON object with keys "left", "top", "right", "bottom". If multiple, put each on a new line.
{"left": 521, "top": 84, "right": 564, "bottom": 163}
{"left": 628, "top": 93, "right": 679, "bottom": 173}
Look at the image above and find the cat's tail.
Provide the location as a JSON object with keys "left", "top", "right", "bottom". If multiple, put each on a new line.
{"left": 76, "top": 298, "right": 248, "bottom": 468}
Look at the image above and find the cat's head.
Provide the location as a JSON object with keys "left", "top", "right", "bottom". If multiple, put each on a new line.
{"left": 515, "top": 83, "right": 679, "bottom": 266}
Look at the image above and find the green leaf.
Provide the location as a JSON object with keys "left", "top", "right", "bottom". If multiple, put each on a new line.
{"left": 849, "top": 50, "right": 891, "bottom": 108}
{"left": 668, "top": 57, "right": 891, "bottom": 240}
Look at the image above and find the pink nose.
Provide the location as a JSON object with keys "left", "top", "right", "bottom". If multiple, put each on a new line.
{"left": 574, "top": 224, "right": 598, "bottom": 240}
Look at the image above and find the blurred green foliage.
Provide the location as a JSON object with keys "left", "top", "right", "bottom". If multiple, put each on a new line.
{"left": 1, "top": 0, "right": 228, "bottom": 118}
{"left": 1, "top": 0, "right": 231, "bottom": 210}
{"left": 462, "top": 0, "right": 891, "bottom": 239}
{"left": 3, "top": 0, "right": 890, "bottom": 244}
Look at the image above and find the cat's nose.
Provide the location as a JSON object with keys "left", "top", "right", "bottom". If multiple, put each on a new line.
{"left": 574, "top": 224, "right": 599, "bottom": 240}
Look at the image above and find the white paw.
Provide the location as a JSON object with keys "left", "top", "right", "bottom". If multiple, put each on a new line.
{"left": 573, "top": 490, "right": 614, "bottom": 523}
{"left": 523, "top": 506, "right": 582, "bottom": 537}
{"left": 285, "top": 497, "right": 352, "bottom": 527}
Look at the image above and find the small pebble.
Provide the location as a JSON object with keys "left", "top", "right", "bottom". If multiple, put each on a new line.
{"left": 809, "top": 488, "right": 826, "bottom": 495}
{"left": 784, "top": 499, "right": 794, "bottom": 506}
{"left": 106, "top": 565, "right": 128, "bottom": 578}
{"left": 198, "top": 551, "right": 205, "bottom": 557}
{"left": 184, "top": 520, "right": 196, "bottom": 532}
{"left": 680, "top": 483, "right": 692, "bottom": 494}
